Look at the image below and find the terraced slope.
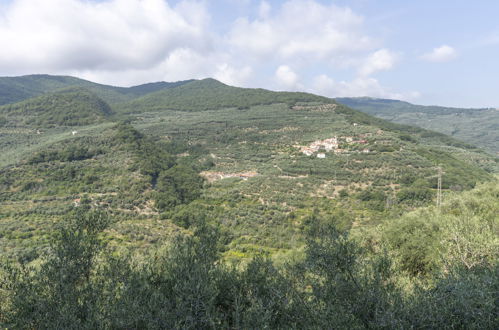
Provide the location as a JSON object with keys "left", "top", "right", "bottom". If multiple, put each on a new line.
{"left": 1, "top": 83, "right": 496, "bottom": 259}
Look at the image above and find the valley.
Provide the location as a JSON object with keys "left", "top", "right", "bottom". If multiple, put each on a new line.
{"left": 0, "top": 76, "right": 496, "bottom": 260}
{"left": 0, "top": 75, "right": 497, "bottom": 328}
{"left": 1, "top": 1, "right": 497, "bottom": 327}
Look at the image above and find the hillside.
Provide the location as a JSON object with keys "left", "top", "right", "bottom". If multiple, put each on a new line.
{"left": 0, "top": 77, "right": 497, "bottom": 261}
{"left": 0, "top": 87, "right": 113, "bottom": 127}
{"left": 337, "top": 97, "right": 499, "bottom": 154}
{"left": 118, "top": 78, "right": 331, "bottom": 113}
{"left": 0, "top": 74, "right": 192, "bottom": 105}
{"left": 0, "top": 75, "right": 497, "bottom": 328}
{"left": 0, "top": 75, "right": 93, "bottom": 105}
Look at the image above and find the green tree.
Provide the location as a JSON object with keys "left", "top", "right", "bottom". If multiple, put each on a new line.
{"left": 155, "top": 164, "right": 204, "bottom": 211}
{"left": 305, "top": 222, "right": 400, "bottom": 328}
{"left": 1, "top": 207, "right": 110, "bottom": 329}
{"left": 101, "top": 223, "right": 221, "bottom": 329}
{"left": 383, "top": 211, "right": 441, "bottom": 276}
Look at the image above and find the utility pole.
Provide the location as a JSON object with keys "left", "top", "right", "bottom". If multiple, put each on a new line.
{"left": 437, "top": 166, "right": 442, "bottom": 209}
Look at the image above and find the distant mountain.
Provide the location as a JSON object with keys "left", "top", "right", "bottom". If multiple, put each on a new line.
{"left": 0, "top": 87, "right": 113, "bottom": 127}
{"left": 0, "top": 74, "right": 89, "bottom": 105}
{"left": 118, "top": 78, "right": 331, "bottom": 113}
{"left": 124, "top": 80, "right": 194, "bottom": 96}
{"left": 337, "top": 97, "right": 499, "bottom": 154}
{"left": 0, "top": 74, "right": 192, "bottom": 105}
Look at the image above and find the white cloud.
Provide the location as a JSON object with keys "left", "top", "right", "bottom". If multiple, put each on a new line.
{"left": 275, "top": 65, "right": 301, "bottom": 89}
{"left": 229, "top": 0, "right": 374, "bottom": 60}
{"left": 0, "top": 0, "right": 415, "bottom": 100}
{"left": 74, "top": 48, "right": 253, "bottom": 87}
{"left": 0, "top": 0, "right": 212, "bottom": 74}
{"left": 0, "top": 0, "right": 253, "bottom": 88}
{"left": 421, "top": 45, "right": 457, "bottom": 63}
{"left": 258, "top": 1, "right": 271, "bottom": 19}
{"left": 359, "top": 49, "right": 398, "bottom": 76}
{"left": 312, "top": 74, "right": 420, "bottom": 101}
{"left": 214, "top": 63, "right": 253, "bottom": 86}
{"left": 174, "top": 0, "right": 211, "bottom": 27}
{"left": 71, "top": 48, "right": 213, "bottom": 87}
{"left": 225, "top": 0, "right": 409, "bottom": 98}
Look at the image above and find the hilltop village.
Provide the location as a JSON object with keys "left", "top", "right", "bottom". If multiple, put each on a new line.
{"left": 298, "top": 128, "right": 389, "bottom": 158}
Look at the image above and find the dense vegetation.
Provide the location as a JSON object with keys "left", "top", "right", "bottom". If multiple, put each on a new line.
{"left": 119, "top": 78, "right": 331, "bottom": 113}
{"left": 0, "top": 75, "right": 91, "bottom": 105}
{"left": 0, "top": 75, "right": 497, "bottom": 328}
{"left": 0, "top": 87, "right": 113, "bottom": 127}
{"left": 338, "top": 97, "right": 499, "bottom": 154}
{"left": 0, "top": 74, "right": 192, "bottom": 106}
{"left": 1, "top": 181, "right": 497, "bottom": 328}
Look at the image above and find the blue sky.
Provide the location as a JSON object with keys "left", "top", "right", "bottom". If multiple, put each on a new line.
{"left": 0, "top": 0, "right": 498, "bottom": 107}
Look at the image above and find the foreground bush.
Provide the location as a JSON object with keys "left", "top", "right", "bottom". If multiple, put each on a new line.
{"left": 1, "top": 195, "right": 497, "bottom": 329}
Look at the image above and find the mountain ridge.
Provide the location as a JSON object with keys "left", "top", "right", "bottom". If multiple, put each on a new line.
{"left": 0, "top": 87, "right": 113, "bottom": 127}
{"left": 0, "top": 74, "right": 193, "bottom": 105}
{"left": 0, "top": 74, "right": 496, "bottom": 161}
{"left": 337, "top": 97, "right": 499, "bottom": 153}
{"left": 117, "top": 78, "right": 333, "bottom": 113}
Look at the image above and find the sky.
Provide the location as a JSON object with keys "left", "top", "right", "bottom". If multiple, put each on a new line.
{"left": 0, "top": 0, "right": 498, "bottom": 107}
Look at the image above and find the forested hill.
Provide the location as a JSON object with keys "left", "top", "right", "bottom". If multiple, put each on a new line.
{"left": 0, "top": 87, "right": 113, "bottom": 127}
{"left": 117, "top": 78, "right": 331, "bottom": 113}
{"left": 0, "top": 74, "right": 192, "bottom": 105}
{"left": 337, "top": 97, "right": 499, "bottom": 154}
